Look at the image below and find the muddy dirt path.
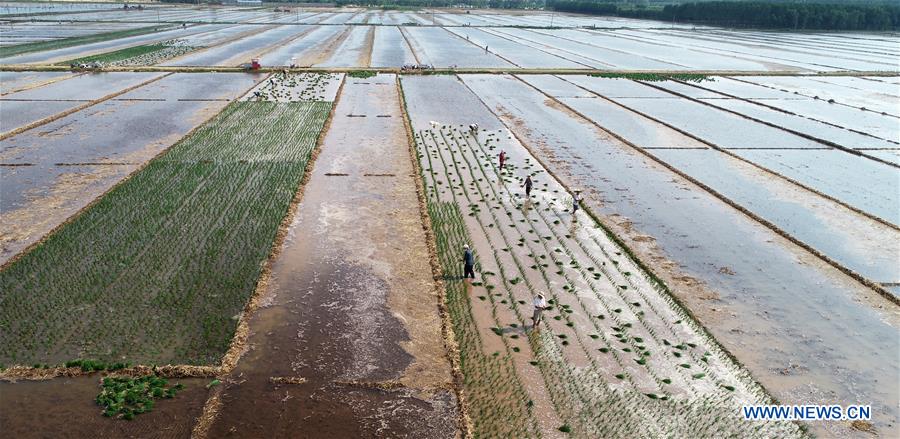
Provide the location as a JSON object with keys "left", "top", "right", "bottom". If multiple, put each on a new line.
{"left": 200, "top": 74, "right": 458, "bottom": 438}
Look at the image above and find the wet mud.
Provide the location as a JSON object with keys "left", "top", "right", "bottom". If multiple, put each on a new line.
{"left": 203, "top": 75, "right": 458, "bottom": 438}
{"left": 0, "top": 377, "right": 208, "bottom": 438}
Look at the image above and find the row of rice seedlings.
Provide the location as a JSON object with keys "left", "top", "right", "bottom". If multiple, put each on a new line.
{"left": 442, "top": 123, "right": 802, "bottom": 437}
{"left": 0, "top": 99, "right": 333, "bottom": 366}
{"left": 460, "top": 129, "right": 770, "bottom": 434}
{"left": 59, "top": 40, "right": 199, "bottom": 67}
{"left": 459, "top": 131, "right": 706, "bottom": 396}
{"left": 436, "top": 126, "right": 672, "bottom": 435}
{"left": 425, "top": 126, "right": 655, "bottom": 435}
{"left": 420, "top": 128, "right": 592, "bottom": 433}
{"left": 414, "top": 131, "right": 540, "bottom": 437}
{"left": 429, "top": 203, "right": 539, "bottom": 437}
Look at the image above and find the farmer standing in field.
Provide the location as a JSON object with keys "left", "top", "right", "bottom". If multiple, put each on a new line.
{"left": 572, "top": 189, "right": 581, "bottom": 218}
{"left": 499, "top": 150, "right": 507, "bottom": 170}
{"left": 532, "top": 292, "right": 548, "bottom": 329}
{"left": 523, "top": 175, "right": 533, "bottom": 198}
{"left": 463, "top": 244, "right": 475, "bottom": 280}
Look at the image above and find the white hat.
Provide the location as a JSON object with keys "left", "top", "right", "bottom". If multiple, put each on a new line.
{"left": 464, "top": 244, "right": 469, "bottom": 249}
{"left": 537, "top": 291, "right": 545, "bottom": 298}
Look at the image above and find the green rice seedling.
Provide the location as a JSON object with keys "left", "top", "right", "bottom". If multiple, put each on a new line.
{"left": 96, "top": 375, "right": 183, "bottom": 419}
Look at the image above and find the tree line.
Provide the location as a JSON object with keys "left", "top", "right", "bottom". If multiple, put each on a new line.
{"left": 547, "top": 0, "right": 900, "bottom": 30}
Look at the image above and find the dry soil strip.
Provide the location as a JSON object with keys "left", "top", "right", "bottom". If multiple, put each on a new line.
{"left": 0, "top": 72, "right": 171, "bottom": 141}
{"left": 540, "top": 75, "right": 898, "bottom": 305}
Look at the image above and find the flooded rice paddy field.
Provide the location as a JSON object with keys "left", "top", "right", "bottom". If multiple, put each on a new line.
{"left": 0, "top": 4, "right": 898, "bottom": 437}
{"left": 2, "top": 6, "right": 898, "bottom": 71}
{"left": 450, "top": 73, "right": 898, "bottom": 436}
{"left": 1, "top": 72, "right": 261, "bottom": 265}
{"left": 402, "top": 74, "right": 806, "bottom": 437}
{"left": 0, "top": 24, "right": 227, "bottom": 65}
{"left": 0, "top": 21, "right": 148, "bottom": 46}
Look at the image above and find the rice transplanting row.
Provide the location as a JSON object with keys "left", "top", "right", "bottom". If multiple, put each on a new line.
{"left": 403, "top": 76, "right": 805, "bottom": 437}
{"left": 0, "top": 75, "right": 335, "bottom": 367}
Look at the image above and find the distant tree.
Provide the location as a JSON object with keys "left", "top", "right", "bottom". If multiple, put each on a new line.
{"left": 547, "top": 0, "right": 900, "bottom": 30}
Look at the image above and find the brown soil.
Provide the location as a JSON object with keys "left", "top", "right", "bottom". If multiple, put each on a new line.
{"left": 197, "top": 75, "right": 458, "bottom": 438}
{"left": 0, "top": 377, "right": 209, "bottom": 438}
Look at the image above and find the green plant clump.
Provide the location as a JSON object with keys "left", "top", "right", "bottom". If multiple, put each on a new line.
{"left": 347, "top": 70, "right": 377, "bottom": 78}
{"left": 96, "top": 375, "right": 184, "bottom": 420}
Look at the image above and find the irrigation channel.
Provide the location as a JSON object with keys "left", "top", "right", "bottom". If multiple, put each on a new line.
{"left": 0, "top": 4, "right": 898, "bottom": 437}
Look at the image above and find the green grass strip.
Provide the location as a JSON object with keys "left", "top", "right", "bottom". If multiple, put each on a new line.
{"left": 0, "top": 100, "right": 332, "bottom": 366}
{"left": 0, "top": 25, "right": 169, "bottom": 59}
{"left": 56, "top": 43, "right": 167, "bottom": 66}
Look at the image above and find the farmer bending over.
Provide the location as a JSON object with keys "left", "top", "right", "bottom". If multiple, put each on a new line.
{"left": 532, "top": 292, "right": 548, "bottom": 329}
{"left": 463, "top": 244, "right": 475, "bottom": 280}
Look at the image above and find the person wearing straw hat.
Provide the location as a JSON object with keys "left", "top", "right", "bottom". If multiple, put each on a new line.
{"left": 463, "top": 244, "right": 475, "bottom": 280}
{"left": 532, "top": 292, "right": 548, "bottom": 329}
